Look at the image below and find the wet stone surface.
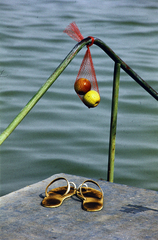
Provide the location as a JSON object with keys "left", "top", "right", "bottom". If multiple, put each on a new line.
{"left": 1, "top": 173, "right": 158, "bottom": 240}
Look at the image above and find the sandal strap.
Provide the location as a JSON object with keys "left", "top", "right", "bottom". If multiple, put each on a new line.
{"left": 69, "top": 181, "right": 77, "bottom": 190}
{"left": 78, "top": 179, "right": 103, "bottom": 200}
{"left": 45, "top": 177, "right": 70, "bottom": 197}
{"left": 77, "top": 183, "right": 88, "bottom": 189}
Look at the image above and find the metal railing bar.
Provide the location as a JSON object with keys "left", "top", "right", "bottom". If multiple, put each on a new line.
{"left": 107, "top": 62, "right": 121, "bottom": 182}
{"left": 0, "top": 36, "right": 157, "bottom": 184}
{"left": 93, "top": 38, "right": 158, "bottom": 101}
{"left": 0, "top": 38, "right": 91, "bottom": 145}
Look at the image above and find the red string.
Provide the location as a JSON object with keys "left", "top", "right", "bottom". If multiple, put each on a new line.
{"left": 63, "top": 22, "right": 84, "bottom": 42}
{"left": 87, "top": 36, "right": 94, "bottom": 47}
{"left": 63, "top": 23, "right": 95, "bottom": 48}
{"left": 64, "top": 23, "right": 100, "bottom": 102}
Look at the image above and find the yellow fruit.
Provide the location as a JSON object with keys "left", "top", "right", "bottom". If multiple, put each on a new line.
{"left": 83, "top": 90, "right": 100, "bottom": 108}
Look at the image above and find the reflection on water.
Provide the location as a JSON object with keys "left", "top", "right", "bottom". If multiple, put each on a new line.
{"left": 0, "top": 0, "right": 158, "bottom": 196}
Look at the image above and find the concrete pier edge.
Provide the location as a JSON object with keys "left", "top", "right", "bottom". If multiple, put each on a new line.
{"left": 0, "top": 173, "right": 158, "bottom": 240}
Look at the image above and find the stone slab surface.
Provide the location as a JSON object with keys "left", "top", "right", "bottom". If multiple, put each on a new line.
{"left": 0, "top": 173, "right": 158, "bottom": 240}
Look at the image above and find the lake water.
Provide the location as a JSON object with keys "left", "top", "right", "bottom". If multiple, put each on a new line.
{"left": 0, "top": 0, "right": 158, "bottom": 196}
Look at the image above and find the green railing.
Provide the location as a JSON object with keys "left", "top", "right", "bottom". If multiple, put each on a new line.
{"left": 0, "top": 37, "right": 157, "bottom": 182}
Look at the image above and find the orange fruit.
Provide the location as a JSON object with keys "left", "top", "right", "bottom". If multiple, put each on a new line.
{"left": 74, "top": 78, "right": 91, "bottom": 95}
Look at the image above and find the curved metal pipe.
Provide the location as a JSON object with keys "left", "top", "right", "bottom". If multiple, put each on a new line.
{"left": 0, "top": 38, "right": 91, "bottom": 145}
{"left": 93, "top": 38, "right": 158, "bottom": 101}
{"left": 0, "top": 36, "right": 157, "bottom": 147}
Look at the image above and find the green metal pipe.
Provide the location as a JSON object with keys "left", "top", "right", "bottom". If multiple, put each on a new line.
{"left": 0, "top": 35, "right": 157, "bottom": 186}
{"left": 93, "top": 38, "right": 158, "bottom": 101}
{"left": 0, "top": 38, "right": 91, "bottom": 145}
{"left": 107, "top": 62, "right": 121, "bottom": 182}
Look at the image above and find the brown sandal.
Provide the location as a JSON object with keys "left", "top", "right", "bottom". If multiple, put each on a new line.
{"left": 42, "top": 177, "right": 76, "bottom": 208}
{"left": 76, "top": 180, "right": 104, "bottom": 212}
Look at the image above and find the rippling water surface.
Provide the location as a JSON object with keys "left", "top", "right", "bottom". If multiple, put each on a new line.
{"left": 0, "top": 0, "right": 158, "bottom": 196}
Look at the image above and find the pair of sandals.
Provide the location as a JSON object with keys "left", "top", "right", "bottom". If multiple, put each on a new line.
{"left": 42, "top": 177, "right": 104, "bottom": 212}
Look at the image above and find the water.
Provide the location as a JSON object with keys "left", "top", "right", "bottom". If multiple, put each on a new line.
{"left": 0, "top": 0, "right": 158, "bottom": 196}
